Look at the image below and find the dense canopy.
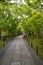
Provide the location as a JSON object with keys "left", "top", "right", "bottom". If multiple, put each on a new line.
{"left": 0, "top": 0, "right": 43, "bottom": 38}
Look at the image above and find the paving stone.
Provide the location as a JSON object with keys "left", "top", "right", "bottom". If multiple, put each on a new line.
{"left": 14, "top": 49, "right": 20, "bottom": 55}
{"left": 5, "top": 52, "right": 13, "bottom": 55}
{"left": 11, "top": 62, "right": 21, "bottom": 65}
{"left": 21, "top": 54, "right": 29, "bottom": 58}
{"left": 1, "top": 62, "right": 10, "bottom": 65}
{"left": 21, "top": 52, "right": 28, "bottom": 55}
{"left": 13, "top": 54, "right": 20, "bottom": 56}
{"left": 11, "top": 55, "right": 21, "bottom": 62}
{"left": 1, "top": 58, "right": 11, "bottom": 65}
{"left": 14, "top": 51, "right": 20, "bottom": 54}
{"left": 5, "top": 55, "right": 13, "bottom": 57}
{"left": 22, "top": 58, "right": 35, "bottom": 65}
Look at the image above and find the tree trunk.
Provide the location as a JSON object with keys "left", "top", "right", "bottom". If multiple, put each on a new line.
{"left": 0, "top": 30, "right": 1, "bottom": 40}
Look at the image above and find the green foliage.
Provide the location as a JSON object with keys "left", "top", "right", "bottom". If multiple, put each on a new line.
{"left": 0, "top": 0, "right": 43, "bottom": 38}
{"left": 0, "top": 0, "right": 10, "bottom": 2}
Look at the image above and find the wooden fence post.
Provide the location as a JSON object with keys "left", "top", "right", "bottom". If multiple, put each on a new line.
{"left": 36, "top": 46, "right": 38, "bottom": 55}
{"left": 31, "top": 42, "right": 33, "bottom": 48}
{"left": 3, "top": 40, "right": 5, "bottom": 47}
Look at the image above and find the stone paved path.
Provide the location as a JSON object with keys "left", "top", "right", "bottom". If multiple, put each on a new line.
{"left": 0, "top": 35, "right": 43, "bottom": 65}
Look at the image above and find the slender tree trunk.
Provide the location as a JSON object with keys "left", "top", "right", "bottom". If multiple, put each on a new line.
{"left": 0, "top": 30, "right": 1, "bottom": 40}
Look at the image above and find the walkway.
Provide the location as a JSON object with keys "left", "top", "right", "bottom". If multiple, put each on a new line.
{"left": 0, "top": 35, "right": 43, "bottom": 65}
